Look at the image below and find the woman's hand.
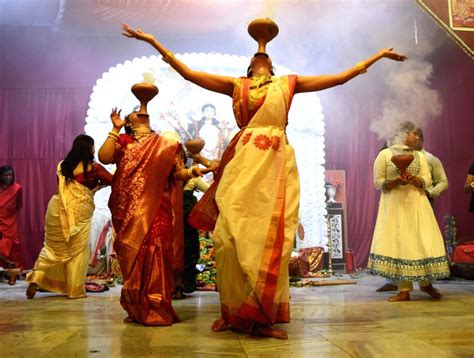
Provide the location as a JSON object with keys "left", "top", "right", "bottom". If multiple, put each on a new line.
{"left": 122, "top": 24, "right": 155, "bottom": 43}
{"left": 192, "top": 166, "right": 213, "bottom": 177}
{"left": 406, "top": 174, "right": 423, "bottom": 188}
{"left": 110, "top": 108, "right": 125, "bottom": 130}
{"left": 378, "top": 48, "right": 407, "bottom": 62}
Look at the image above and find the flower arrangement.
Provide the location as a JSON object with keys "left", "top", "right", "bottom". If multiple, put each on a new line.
{"left": 197, "top": 232, "right": 217, "bottom": 287}
{"left": 325, "top": 176, "right": 343, "bottom": 188}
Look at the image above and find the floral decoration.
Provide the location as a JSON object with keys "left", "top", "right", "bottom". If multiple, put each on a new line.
{"left": 254, "top": 134, "right": 272, "bottom": 150}
{"left": 326, "top": 176, "right": 343, "bottom": 188}
{"left": 197, "top": 233, "right": 217, "bottom": 287}
{"left": 271, "top": 136, "right": 281, "bottom": 151}
{"left": 242, "top": 132, "right": 252, "bottom": 145}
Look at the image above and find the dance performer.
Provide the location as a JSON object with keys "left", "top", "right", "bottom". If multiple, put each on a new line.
{"left": 122, "top": 19, "right": 406, "bottom": 338}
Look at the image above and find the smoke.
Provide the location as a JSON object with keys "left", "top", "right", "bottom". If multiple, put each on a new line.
{"left": 370, "top": 58, "right": 442, "bottom": 141}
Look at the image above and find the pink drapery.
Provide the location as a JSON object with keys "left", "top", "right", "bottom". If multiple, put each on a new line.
{"left": 0, "top": 88, "right": 90, "bottom": 268}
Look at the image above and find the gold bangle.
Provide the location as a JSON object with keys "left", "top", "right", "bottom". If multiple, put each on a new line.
{"left": 356, "top": 61, "right": 367, "bottom": 74}
{"left": 162, "top": 50, "right": 175, "bottom": 63}
{"left": 108, "top": 131, "right": 120, "bottom": 140}
{"left": 187, "top": 166, "right": 198, "bottom": 178}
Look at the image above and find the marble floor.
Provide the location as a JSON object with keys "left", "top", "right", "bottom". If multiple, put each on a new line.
{"left": 0, "top": 273, "right": 473, "bottom": 358}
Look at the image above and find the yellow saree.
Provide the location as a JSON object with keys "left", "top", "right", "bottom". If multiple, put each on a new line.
{"left": 26, "top": 163, "right": 94, "bottom": 298}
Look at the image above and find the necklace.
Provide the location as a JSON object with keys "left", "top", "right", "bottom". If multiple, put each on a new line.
{"left": 132, "top": 129, "right": 152, "bottom": 140}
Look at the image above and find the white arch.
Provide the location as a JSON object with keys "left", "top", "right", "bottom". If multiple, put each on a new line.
{"left": 85, "top": 53, "right": 328, "bottom": 249}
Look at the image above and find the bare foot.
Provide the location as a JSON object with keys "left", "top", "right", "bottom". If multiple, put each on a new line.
{"left": 26, "top": 283, "right": 39, "bottom": 299}
{"left": 123, "top": 316, "right": 135, "bottom": 323}
{"left": 7, "top": 268, "right": 20, "bottom": 285}
{"left": 376, "top": 283, "right": 398, "bottom": 292}
{"left": 420, "top": 284, "right": 442, "bottom": 299}
{"left": 252, "top": 324, "right": 288, "bottom": 340}
{"left": 211, "top": 318, "right": 230, "bottom": 332}
{"left": 388, "top": 291, "right": 410, "bottom": 302}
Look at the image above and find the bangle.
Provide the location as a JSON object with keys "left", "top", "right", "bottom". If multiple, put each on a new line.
{"left": 187, "top": 166, "right": 198, "bottom": 178}
{"left": 108, "top": 131, "right": 120, "bottom": 141}
{"left": 162, "top": 50, "right": 175, "bottom": 63}
{"left": 356, "top": 61, "right": 367, "bottom": 74}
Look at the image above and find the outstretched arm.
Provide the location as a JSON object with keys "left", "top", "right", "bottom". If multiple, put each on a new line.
{"left": 295, "top": 48, "right": 407, "bottom": 93}
{"left": 122, "top": 24, "right": 235, "bottom": 96}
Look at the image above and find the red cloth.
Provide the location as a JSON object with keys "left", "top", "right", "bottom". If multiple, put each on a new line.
{"left": 452, "top": 244, "right": 474, "bottom": 263}
{"left": 109, "top": 134, "right": 183, "bottom": 326}
{"left": 72, "top": 163, "right": 113, "bottom": 190}
{"left": 0, "top": 183, "right": 23, "bottom": 268}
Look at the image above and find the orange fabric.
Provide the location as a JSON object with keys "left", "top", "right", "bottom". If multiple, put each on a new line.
{"left": 109, "top": 134, "right": 183, "bottom": 326}
{"left": 0, "top": 183, "right": 23, "bottom": 268}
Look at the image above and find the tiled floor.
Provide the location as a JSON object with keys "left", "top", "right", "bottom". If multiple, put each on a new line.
{"left": 0, "top": 273, "right": 473, "bottom": 357}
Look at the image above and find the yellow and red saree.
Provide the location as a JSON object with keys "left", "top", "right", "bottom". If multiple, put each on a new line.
{"left": 192, "top": 75, "right": 299, "bottom": 331}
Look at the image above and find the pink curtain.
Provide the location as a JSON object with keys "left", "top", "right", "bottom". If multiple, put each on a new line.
{"left": 0, "top": 88, "right": 89, "bottom": 268}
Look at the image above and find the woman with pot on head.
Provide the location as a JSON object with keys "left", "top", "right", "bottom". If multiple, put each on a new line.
{"left": 367, "top": 121, "right": 450, "bottom": 301}
{"left": 0, "top": 165, "right": 23, "bottom": 285}
{"left": 98, "top": 85, "right": 212, "bottom": 326}
{"left": 122, "top": 20, "right": 406, "bottom": 338}
{"left": 26, "top": 134, "right": 113, "bottom": 299}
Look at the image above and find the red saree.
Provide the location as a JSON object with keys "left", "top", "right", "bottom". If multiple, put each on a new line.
{"left": 0, "top": 183, "right": 23, "bottom": 268}
{"left": 109, "top": 133, "right": 183, "bottom": 326}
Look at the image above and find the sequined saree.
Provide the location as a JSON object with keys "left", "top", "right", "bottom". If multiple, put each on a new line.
{"left": 190, "top": 75, "right": 299, "bottom": 331}
{"left": 109, "top": 134, "right": 183, "bottom": 326}
{"left": 26, "top": 164, "right": 95, "bottom": 298}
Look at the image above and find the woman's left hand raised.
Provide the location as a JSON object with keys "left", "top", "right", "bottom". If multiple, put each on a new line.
{"left": 379, "top": 48, "right": 407, "bottom": 62}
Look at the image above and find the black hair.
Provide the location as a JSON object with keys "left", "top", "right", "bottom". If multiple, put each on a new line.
{"left": 0, "top": 165, "right": 15, "bottom": 187}
{"left": 201, "top": 103, "right": 216, "bottom": 113}
{"left": 60, "top": 134, "right": 95, "bottom": 184}
{"left": 416, "top": 127, "right": 424, "bottom": 140}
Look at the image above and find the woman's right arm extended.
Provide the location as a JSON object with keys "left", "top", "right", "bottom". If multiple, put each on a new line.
{"left": 122, "top": 24, "right": 235, "bottom": 96}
